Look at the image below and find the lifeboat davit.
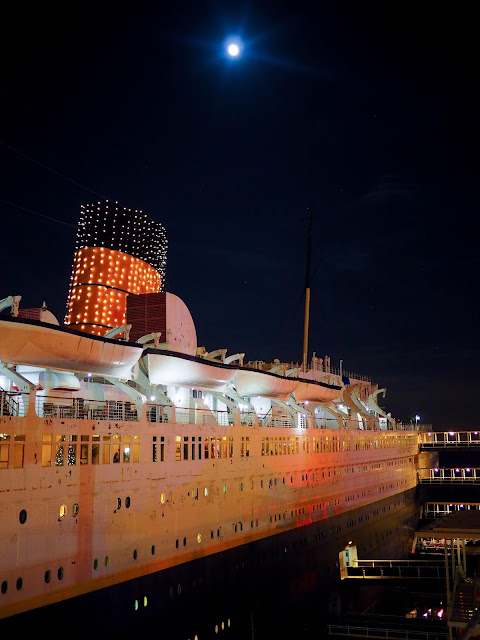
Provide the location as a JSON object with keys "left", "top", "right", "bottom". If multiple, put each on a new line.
{"left": 0, "top": 316, "right": 143, "bottom": 379}
{"left": 234, "top": 368, "right": 299, "bottom": 400}
{"left": 143, "top": 348, "right": 236, "bottom": 390}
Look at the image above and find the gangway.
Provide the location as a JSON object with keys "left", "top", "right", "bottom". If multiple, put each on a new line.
{"left": 327, "top": 623, "right": 447, "bottom": 638}
{"left": 342, "top": 559, "right": 446, "bottom": 580}
{"left": 420, "top": 467, "right": 480, "bottom": 484}
{"left": 419, "top": 431, "right": 480, "bottom": 449}
{"left": 339, "top": 545, "right": 446, "bottom": 580}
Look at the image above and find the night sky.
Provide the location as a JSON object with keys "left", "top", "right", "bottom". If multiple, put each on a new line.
{"left": 1, "top": 2, "right": 478, "bottom": 428}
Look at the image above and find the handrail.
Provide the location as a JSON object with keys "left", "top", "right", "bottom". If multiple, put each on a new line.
{"left": 327, "top": 624, "right": 447, "bottom": 639}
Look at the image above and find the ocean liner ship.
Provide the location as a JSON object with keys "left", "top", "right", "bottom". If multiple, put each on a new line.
{"left": 0, "top": 202, "right": 428, "bottom": 632}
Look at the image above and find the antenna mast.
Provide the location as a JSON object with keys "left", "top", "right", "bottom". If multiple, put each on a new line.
{"left": 302, "top": 207, "right": 313, "bottom": 372}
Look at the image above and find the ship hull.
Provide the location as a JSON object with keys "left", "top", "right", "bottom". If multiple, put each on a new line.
{"left": 0, "top": 487, "right": 419, "bottom": 636}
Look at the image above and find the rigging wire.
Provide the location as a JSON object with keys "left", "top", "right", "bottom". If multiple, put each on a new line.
{"left": 0, "top": 139, "right": 107, "bottom": 199}
{"left": 0, "top": 200, "right": 77, "bottom": 228}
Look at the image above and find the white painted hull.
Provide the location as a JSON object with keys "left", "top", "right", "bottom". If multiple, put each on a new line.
{"left": 145, "top": 350, "right": 236, "bottom": 389}
{"left": 0, "top": 318, "right": 142, "bottom": 379}
{"left": 294, "top": 379, "right": 342, "bottom": 403}
{"left": 235, "top": 368, "right": 299, "bottom": 400}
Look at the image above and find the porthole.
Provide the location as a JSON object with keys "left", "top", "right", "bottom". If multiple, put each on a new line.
{"left": 72, "top": 503, "right": 79, "bottom": 517}
{"left": 44, "top": 570, "right": 51, "bottom": 584}
{"left": 197, "top": 533, "right": 202, "bottom": 543}
{"left": 228, "top": 619, "right": 231, "bottom": 628}
{"left": 93, "top": 558, "right": 99, "bottom": 570}
{"left": 177, "top": 583, "right": 181, "bottom": 594}
{"left": 16, "top": 577, "right": 23, "bottom": 591}
{"left": 143, "top": 596, "right": 148, "bottom": 607}
{"left": 204, "top": 487, "right": 209, "bottom": 497}
{"left": 210, "top": 530, "right": 214, "bottom": 539}
{"left": 222, "top": 622, "right": 225, "bottom": 630}
{"left": 160, "top": 492, "right": 166, "bottom": 504}
{"left": 116, "top": 498, "right": 121, "bottom": 510}
{"left": 217, "top": 529, "right": 220, "bottom": 537}
{"left": 59, "top": 504, "right": 67, "bottom": 519}
{"left": 175, "top": 539, "right": 179, "bottom": 549}
{"left": 151, "top": 545, "right": 155, "bottom": 555}
{"left": 215, "top": 625, "right": 219, "bottom": 634}
{"left": 134, "top": 600, "right": 139, "bottom": 611}
{"left": 104, "top": 556, "right": 109, "bottom": 567}
{"left": 183, "top": 537, "right": 187, "bottom": 547}
{"left": 1, "top": 581, "right": 7, "bottom": 595}
{"left": 58, "top": 567, "right": 64, "bottom": 580}
{"left": 19, "top": 509, "right": 27, "bottom": 525}
{"left": 126, "top": 496, "right": 131, "bottom": 508}
{"left": 133, "top": 549, "right": 137, "bottom": 560}
{"left": 223, "top": 484, "right": 227, "bottom": 494}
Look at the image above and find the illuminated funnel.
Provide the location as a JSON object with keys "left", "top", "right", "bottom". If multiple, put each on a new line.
{"left": 65, "top": 200, "right": 167, "bottom": 336}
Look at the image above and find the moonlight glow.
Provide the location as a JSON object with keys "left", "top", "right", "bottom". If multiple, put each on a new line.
{"left": 228, "top": 43, "right": 239, "bottom": 57}
{"left": 224, "top": 37, "right": 243, "bottom": 59}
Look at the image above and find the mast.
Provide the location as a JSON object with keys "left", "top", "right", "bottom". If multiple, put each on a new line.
{"left": 302, "top": 207, "right": 313, "bottom": 372}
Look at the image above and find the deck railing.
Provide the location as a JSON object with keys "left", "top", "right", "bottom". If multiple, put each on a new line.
{"left": 0, "top": 390, "right": 25, "bottom": 417}
{"left": 35, "top": 396, "right": 139, "bottom": 421}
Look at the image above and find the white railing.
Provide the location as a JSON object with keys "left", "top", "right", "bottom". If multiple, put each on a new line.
{"left": 175, "top": 406, "right": 231, "bottom": 426}
{"left": 35, "top": 396, "right": 138, "bottom": 421}
{"left": 145, "top": 403, "right": 172, "bottom": 423}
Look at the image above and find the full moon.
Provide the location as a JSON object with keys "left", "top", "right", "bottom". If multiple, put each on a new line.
{"left": 227, "top": 43, "right": 240, "bottom": 57}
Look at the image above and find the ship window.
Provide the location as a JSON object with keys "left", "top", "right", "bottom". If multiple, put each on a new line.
{"left": 204, "top": 487, "right": 209, "bottom": 497}
{"left": 133, "top": 549, "right": 138, "bottom": 560}
{"left": 126, "top": 496, "right": 131, "bottom": 508}
{"left": 73, "top": 503, "right": 79, "bottom": 517}
{"left": 0, "top": 433, "right": 11, "bottom": 468}
{"left": 19, "top": 509, "right": 27, "bottom": 524}
{"left": 134, "top": 600, "right": 139, "bottom": 611}
{"left": 44, "top": 570, "right": 51, "bottom": 584}
{"left": 197, "top": 533, "right": 202, "bottom": 543}
{"left": 144, "top": 596, "right": 148, "bottom": 607}
{"left": 105, "top": 556, "right": 109, "bottom": 567}
{"left": 123, "top": 436, "right": 131, "bottom": 463}
{"left": 59, "top": 504, "right": 67, "bottom": 519}
{"left": 41, "top": 434, "right": 52, "bottom": 467}
{"left": 113, "top": 436, "right": 120, "bottom": 463}
{"left": 183, "top": 537, "right": 187, "bottom": 547}
{"left": 211, "top": 530, "right": 214, "bottom": 539}
{"left": 175, "top": 436, "right": 181, "bottom": 461}
{"left": 175, "top": 539, "right": 179, "bottom": 549}
{"left": 151, "top": 545, "right": 155, "bottom": 555}
{"left": 116, "top": 498, "right": 122, "bottom": 510}
{"left": 102, "top": 436, "right": 111, "bottom": 464}
{"left": 93, "top": 558, "right": 99, "bottom": 570}
{"left": 183, "top": 436, "right": 189, "bottom": 460}
{"left": 160, "top": 492, "right": 166, "bottom": 504}
{"left": 16, "top": 577, "right": 23, "bottom": 591}
{"left": 58, "top": 567, "right": 64, "bottom": 580}
{"left": 239, "top": 482, "right": 243, "bottom": 491}
{"left": 223, "top": 484, "right": 227, "bottom": 494}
